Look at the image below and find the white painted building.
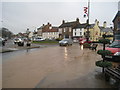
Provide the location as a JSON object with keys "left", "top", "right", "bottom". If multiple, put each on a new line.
{"left": 42, "top": 31, "right": 59, "bottom": 39}
{"left": 73, "top": 28, "right": 84, "bottom": 37}
{"left": 73, "top": 23, "right": 87, "bottom": 38}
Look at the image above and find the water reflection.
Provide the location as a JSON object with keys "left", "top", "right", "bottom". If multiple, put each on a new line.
{"left": 64, "top": 47, "right": 68, "bottom": 59}
{"left": 80, "top": 45, "right": 83, "bottom": 50}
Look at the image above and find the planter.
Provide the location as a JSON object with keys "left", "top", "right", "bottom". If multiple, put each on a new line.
{"left": 95, "top": 60, "right": 112, "bottom": 68}
{"left": 83, "top": 43, "right": 91, "bottom": 48}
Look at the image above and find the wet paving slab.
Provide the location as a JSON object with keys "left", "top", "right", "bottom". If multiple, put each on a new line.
{"left": 2, "top": 44, "right": 117, "bottom": 88}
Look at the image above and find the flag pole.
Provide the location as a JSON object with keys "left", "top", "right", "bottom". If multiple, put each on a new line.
{"left": 86, "top": 0, "right": 90, "bottom": 42}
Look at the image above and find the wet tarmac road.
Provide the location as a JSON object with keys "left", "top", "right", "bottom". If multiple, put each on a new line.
{"left": 2, "top": 44, "right": 115, "bottom": 88}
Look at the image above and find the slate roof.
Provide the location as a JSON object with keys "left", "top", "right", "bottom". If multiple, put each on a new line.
{"left": 59, "top": 21, "right": 78, "bottom": 28}
{"left": 99, "top": 26, "right": 113, "bottom": 32}
{"left": 113, "top": 11, "right": 120, "bottom": 22}
{"left": 42, "top": 27, "right": 58, "bottom": 32}
{"left": 86, "top": 24, "right": 95, "bottom": 29}
{"left": 73, "top": 23, "right": 87, "bottom": 29}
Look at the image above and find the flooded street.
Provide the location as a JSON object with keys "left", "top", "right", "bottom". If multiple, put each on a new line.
{"left": 2, "top": 44, "right": 114, "bottom": 88}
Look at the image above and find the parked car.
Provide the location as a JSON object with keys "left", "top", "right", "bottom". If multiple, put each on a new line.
{"left": 14, "top": 38, "right": 24, "bottom": 44}
{"left": 33, "top": 38, "right": 45, "bottom": 41}
{"left": 105, "top": 40, "right": 120, "bottom": 62}
{"left": 79, "top": 38, "right": 92, "bottom": 45}
{"left": 59, "top": 38, "right": 73, "bottom": 46}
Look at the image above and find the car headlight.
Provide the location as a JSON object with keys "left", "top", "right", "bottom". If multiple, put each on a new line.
{"left": 114, "top": 52, "right": 120, "bottom": 56}
{"left": 81, "top": 41, "right": 84, "bottom": 43}
{"left": 64, "top": 41, "right": 67, "bottom": 43}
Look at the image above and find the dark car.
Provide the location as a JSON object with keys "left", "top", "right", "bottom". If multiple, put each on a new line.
{"left": 0, "top": 37, "right": 5, "bottom": 46}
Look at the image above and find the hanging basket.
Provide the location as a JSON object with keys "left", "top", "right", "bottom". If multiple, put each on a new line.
{"left": 95, "top": 60, "right": 112, "bottom": 68}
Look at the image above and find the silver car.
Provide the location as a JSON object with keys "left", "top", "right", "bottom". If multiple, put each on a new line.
{"left": 14, "top": 38, "right": 24, "bottom": 44}
{"left": 59, "top": 39, "right": 73, "bottom": 46}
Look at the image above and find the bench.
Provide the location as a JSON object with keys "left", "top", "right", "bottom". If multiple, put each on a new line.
{"left": 105, "top": 65, "right": 120, "bottom": 82}
{"left": 89, "top": 44, "right": 98, "bottom": 51}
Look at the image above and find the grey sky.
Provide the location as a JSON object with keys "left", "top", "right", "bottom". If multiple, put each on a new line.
{"left": 1, "top": 1, "right": 119, "bottom": 34}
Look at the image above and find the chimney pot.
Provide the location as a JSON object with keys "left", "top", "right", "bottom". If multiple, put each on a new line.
{"left": 76, "top": 18, "right": 79, "bottom": 22}
{"left": 62, "top": 20, "right": 65, "bottom": 24}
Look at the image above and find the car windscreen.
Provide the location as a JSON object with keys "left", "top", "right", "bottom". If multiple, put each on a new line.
{"left": 109, "top": 41, "right": 120, "bottom": 48}
{"left": 62, "top": 39, "right": 69, "bottom": 41}
{"left": 14, "top": 39, "right": 19, "bottom": 40}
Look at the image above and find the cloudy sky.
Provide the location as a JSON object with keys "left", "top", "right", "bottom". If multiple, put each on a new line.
{"left": 1, "top": 0, "right": 120, "bottom": 34}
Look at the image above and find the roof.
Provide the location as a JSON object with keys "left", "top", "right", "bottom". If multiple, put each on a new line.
{"left": 73, "top": 23, "right": 87, "bottom": 29}
{"left": 59, "top": 21, "right": 78, "bottom": 28}
{"left": 42, "top": 27, "right": 58, "bottom": 32}
{"left": 86, "top": 24, "right": 95, "bottom": 28}
{"left": 113, "top": 11, "right": 120, "bottom": 22}
{"left": 99, "top": 26, "right": 113, "bottom": 32}
{"left": 37, "top": 26, "right": 43, "bottom": 30}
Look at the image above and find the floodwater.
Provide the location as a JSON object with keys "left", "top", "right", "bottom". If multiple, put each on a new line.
{"left": 2, "top": 44, "right": 115, "bottom": 88}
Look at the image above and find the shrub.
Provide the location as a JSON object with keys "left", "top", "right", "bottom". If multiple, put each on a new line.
{"left": 97, "top": 50, "right": 112, "bottom": 56}
{"left": 96, "top": 60, "right": 112, "bottom": 68}
{"left": 56, "top": 38, "right": 62, "bottom": 41}
{"left": 99, "top": 39, "right": 110, "bottom": 44}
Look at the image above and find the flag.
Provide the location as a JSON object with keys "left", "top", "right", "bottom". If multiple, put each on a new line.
{"left": 83, "top": 7, "right": 88, "bottom": 18}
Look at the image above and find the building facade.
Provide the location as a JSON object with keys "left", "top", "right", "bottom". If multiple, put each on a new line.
{"left": 73, "top": 23, "right": 87, "bottom": 39}
{"left": 59, "top": 18, "right": 80, "bottom": 39}
{"left": 38, "top": 23, "right": 59, "bottom": 39}
{"left": 84, "top": 19, "right": 101, "bottom": 41}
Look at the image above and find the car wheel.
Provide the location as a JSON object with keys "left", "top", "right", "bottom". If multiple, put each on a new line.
{"left": 66, "top": 44, "right": 69, "bottom": 46}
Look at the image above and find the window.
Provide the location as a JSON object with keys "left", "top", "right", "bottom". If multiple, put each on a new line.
{"left": 80, "top": 32, "right": 82, "bottom": 35}
{"left": 64, "top": 28, "right": 66, "bottom": 32}
{"left": 59, "top": 28, "right": 62, "bottom": 33}
{"left": 75, "top": 32, "right": 76, "bottom": 36}
{"left": 69, "top": 28, "right": 71, "bottom": 32}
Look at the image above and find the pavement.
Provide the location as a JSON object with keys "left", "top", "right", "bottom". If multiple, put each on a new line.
{"left": 0, "top": 44, "right": 42, "bottom": 53}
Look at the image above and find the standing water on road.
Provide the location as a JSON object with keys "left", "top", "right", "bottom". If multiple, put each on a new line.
{"left": 2, "top": 44, "right": 116, "bottom": 88}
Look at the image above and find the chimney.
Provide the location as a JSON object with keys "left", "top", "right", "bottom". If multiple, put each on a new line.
{"left": 47, "top": 22, "right": 50, "bottom": 25}
{"left": 76, "top": 18, "right": 79, "bottom": 22}
{"left": 103, "top": 21, "right": 107, "bottom": 28}
{"left": 95, "top": 19, "right": 99, "bottom": 26}
{"left": 62, "top": 20, "right": 65, "bottom": 24}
